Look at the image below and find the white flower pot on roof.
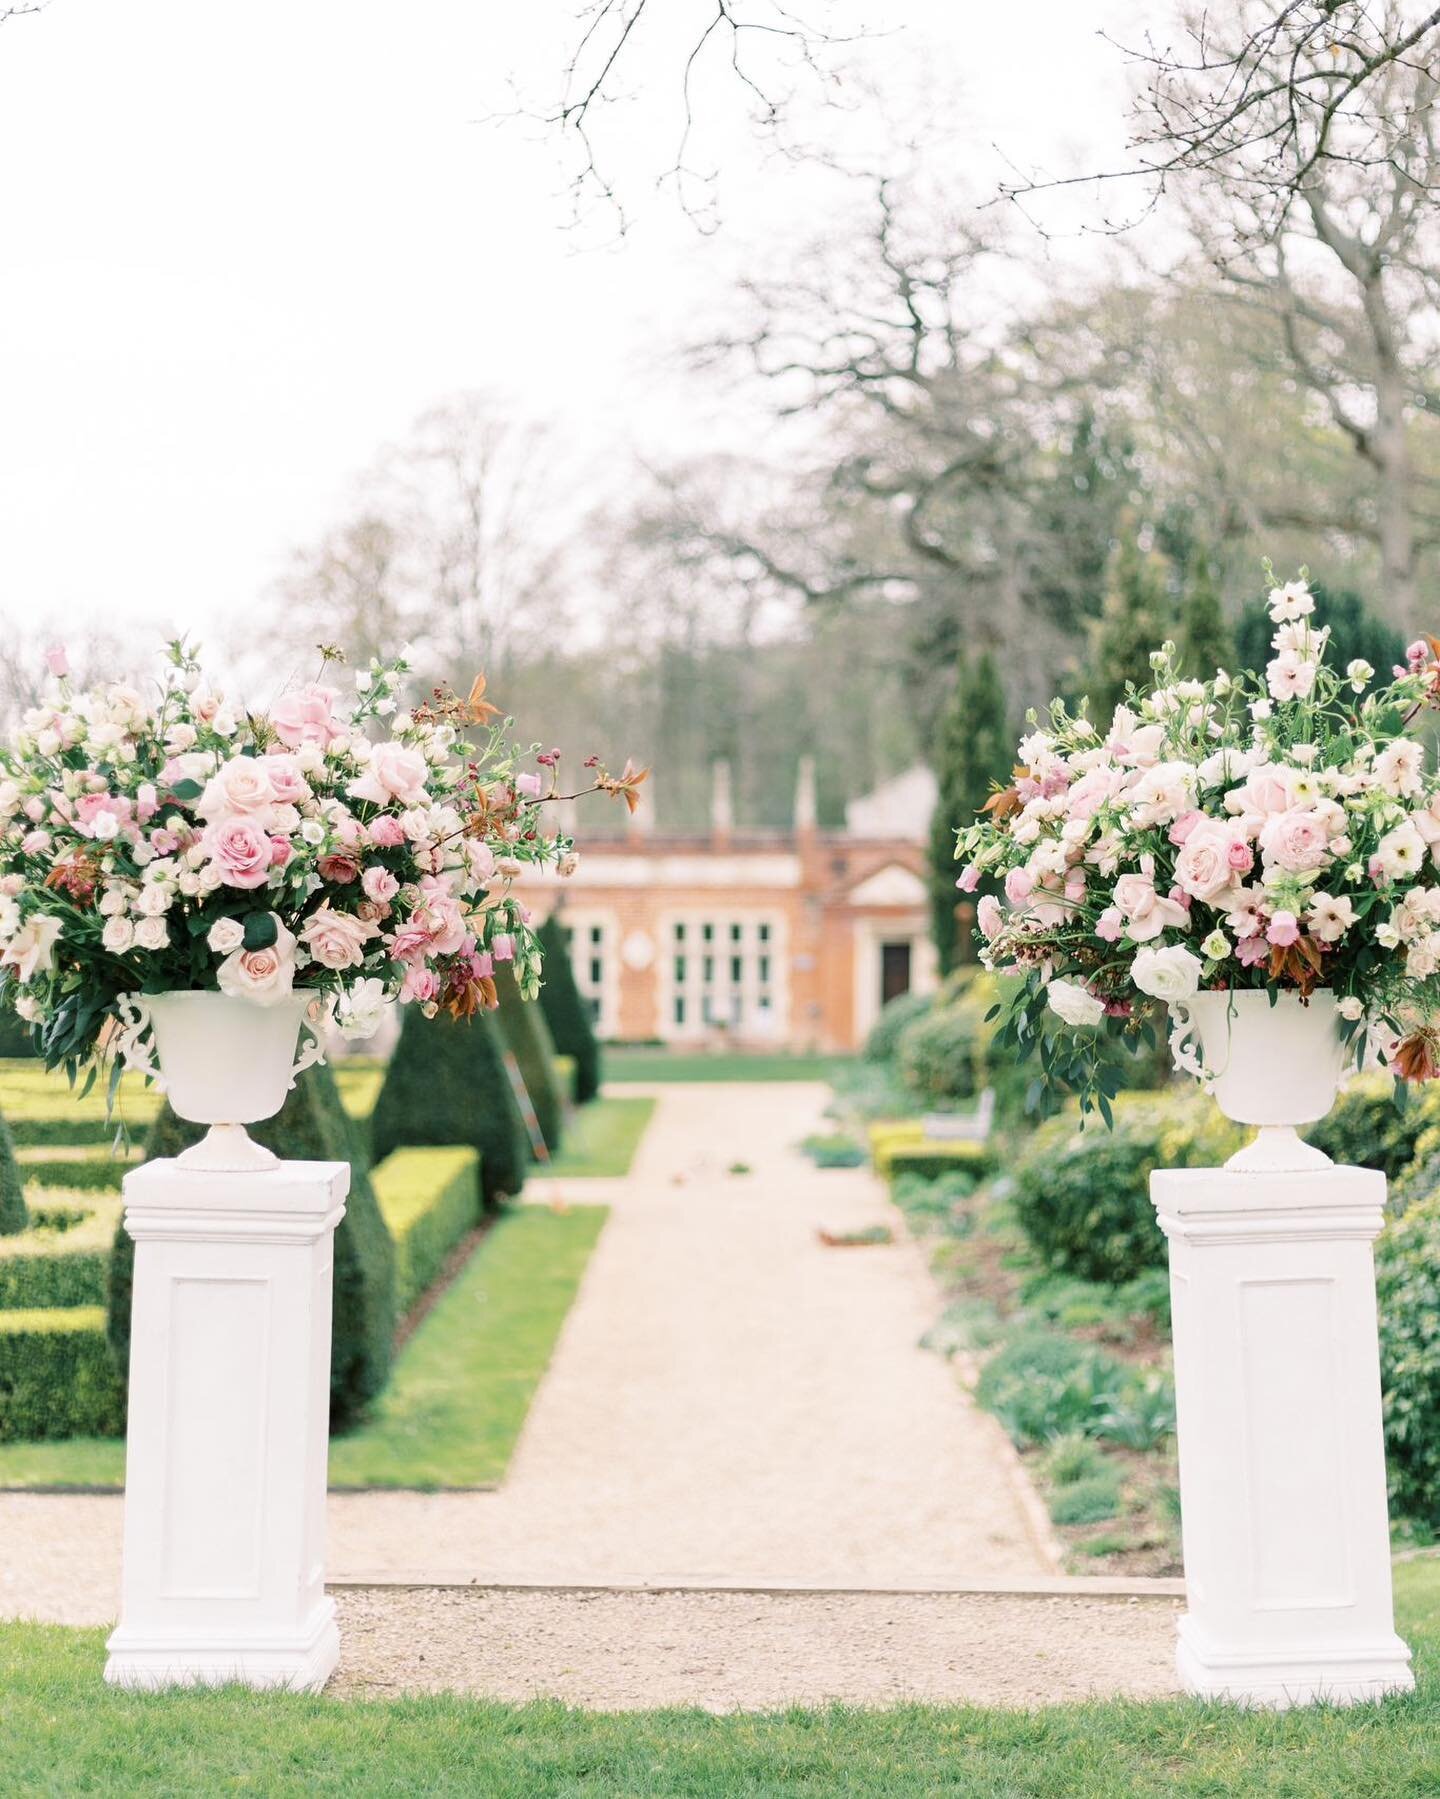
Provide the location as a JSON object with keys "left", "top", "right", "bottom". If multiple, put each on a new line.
{"left": 1173, "top": 989, "right": 1348, "bottom": 1172}
{"left": 117, "top": 989, "right": 328, "bottom": 1171}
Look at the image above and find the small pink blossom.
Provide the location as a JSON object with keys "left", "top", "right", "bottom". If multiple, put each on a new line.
{"left": 515, "top": 772, "right": 543, "bottom": 800}
{"left": 369, "top": 814, "right": 406, "bottom": 847}
{"left": 1095, "top": 907, "right": 1124, "bottom": 942}
{"left": 400, "top": 966, "right": 440, "bottom": 1004}
{"left": 268, "top": 835, "right": 294, "bottom": 869}
{"left": 22, "top": 797, "right": 44, "bottom": 823}
{"left": 956, "top": 863, "right": 981, "bottom": 894}
{"left": 1168, "top": 810, "right": 1202, "bottom": 846}
{"left": 135, "top": 783, "right": 159, "bottom": 822}
{"left": 1227, "top": 840, "right": 1253, "bottom": 873}
{"left": 1004, "top": 867, "right": 1034, "bottom": 906}
{"left": 21, "top": 830, "right": 49, "bottom": 855}
{"left": 1266, "top": 910, "right": 1301, "bottom": 947}
{"left": 1235, "top": 935, "right": 1269, "bottom": 966}
{"left": 149, "top": 829, "right": 180, "bottom": 856}
{"left": 362, "top": 866, "right": 399, "bottom": 904}
{"left": 491, "top": 933, "right": 516, "bottom": 962}
{"left": 44, "top": 644, "right": 69, "bottom": 679}
{"left": 977, "top": 895, "right": 1003, "bottom": 939}
{"left": 472, "top": 950, "right": 494, "bottom": 980}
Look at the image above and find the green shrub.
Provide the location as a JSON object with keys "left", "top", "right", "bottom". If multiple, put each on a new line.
{"left": 1011, "top": 1093, "right": 1241, "bottom": 1285}
{"left": 1094, "top": 1372, "right": 1177, "bottom": 1451}
{"left": 891, "top": 1169, "right": 977, "bottom": 1231}
{"left": 886, "top": 1142, "right": 993, "bottom": 1182}
{"left": 1048, "top": 1473, "right": 1123, "bottom": 1526}
{"left": 371, "top": 1007, "right": 529, "bottom": 1209}
{"left": 1043, "top": 1432, "right": 1106, "bottom": 1487}
{"left": 374, "top": 1146, "right": 481, "bottom": 1317}
{"left": 0, "top": 1201, "right": 115, "bottom": 1308}
{"left": 974, "top": 1328, "right": 1168, "bottom": 1450}
{"left": 16, "top": 1151, "right": 133, "bottom": 1193}
{"left": 895, "top": 985, "right": 995, "bottom": 1108}
{"left": 1376, "top": 1190, "right": 1440, "bottom": 1522}
{"left": 0, "top": 1010, "right": 40, "bottom": 1057}
{"left": 0, "top": 1306, "right": 125, "bottom": 1440}
{"left": 494, "top": 964, "right": 565, "bottom": 1154}
{"left": 0, "top": 1110, "right": 25, "bottom": 1234}
{"left": 113, "top": 1061, "right": 396, "bottom": 1432}
{"left": 1307, "top": 1073, "right": 1435, "bottom": 1182}
{"left": 536, "top": 915, "right": 601, "bottom": 1103}
{"left": 552, "top": 1054, "right": 577, "bottom": 1102}
{"left": 864, "top": 988, "right": 934, "bottom": 1064}
{"left": 801, "top": 1132, "right": 866, "bottom": 1169}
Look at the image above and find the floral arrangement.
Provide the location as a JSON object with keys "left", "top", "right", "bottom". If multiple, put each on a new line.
{"left": 956, "top": 567, "right": 1440, "bottom": 1116}
{"left": 0, "top": 642, "right": 643, "bottom": 1081}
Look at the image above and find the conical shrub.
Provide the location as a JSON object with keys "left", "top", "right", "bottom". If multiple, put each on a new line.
{"left": 495, "top": 963, "right": 564, "bottom": 1154}
{"left": 536, "top": 914, "right": 602, "bottom": 1103}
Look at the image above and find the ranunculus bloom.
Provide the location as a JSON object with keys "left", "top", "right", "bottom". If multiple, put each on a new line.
{"left": 348, "top": 742, "right": 429, "bottom": 809}
{"left": 1259, "top": 807, "right": 1330, "bottom": 875}
{"left": 1174, "top": 819, "right": 1241, "bottom": 902}
{"left": 300, "top": 904, "right": 378, "bottom": 970}
{"left": 270, "top": 683, "right": 341, "bottom": 751}
{"left": 317, "top": 853, "right": 360, "bottom": 884}
{"left": 205, "top": 817, "right": 274, "bottom": 889}
{"left": 362, "top": 866, "right": 399, "bottom": 904}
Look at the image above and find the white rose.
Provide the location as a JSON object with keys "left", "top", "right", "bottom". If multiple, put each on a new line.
{"left": 207, "top": 916, "right": 247, "bottom": 954}
{"left": 336, "top": 976, "right": 389, "bottom": 1040}
{"left": 1338, "top": 996, "right": 1365, "bottom": 1022}
{"left": 134, "top": 916, "right": 169, "bottom": 952}
{"left": 216, "top": 919, "right": 298, "bottom": 1005}
{"left": 0, "top": 896, "right": 18, "bottom": 940}
{"left": 136, "top": 884, "right": 172, "bottom": 917}
{"left": 1132, "top": 944, "right": 1204, "bottom": 1003}
{"left": 101, "top": 916, "right": 135, "bottom": 953}
{"left": 1046, "top": 979, "right": 1106, "bottom": 1028}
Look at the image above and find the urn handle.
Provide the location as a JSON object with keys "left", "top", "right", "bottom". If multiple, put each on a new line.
{"left": 113, "top": 993, "right": 162, "bottom": 1084}
{"left": 289, "top": 997, "right": 331, "bottom": 1088}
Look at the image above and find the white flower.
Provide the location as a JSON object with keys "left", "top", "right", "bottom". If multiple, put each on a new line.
{"left": 1308, "top": 891, "right": 1356, "bottom": 944}
{"left": 301, "top": 819, "right": 326, "bottom": 846}
{"left": 0, "top": 895, "right": 18, "bottom": 940}
{"left": 1266, "top": 650, "right": 1317, "bottom": 702}
{"left": 98, "top": 887, "right": 129, "bottom": 917}
{"left": 1347, "top": 659, "right": 1375, "bottom": 693}
{"left": 1268, "top": 579, "right": 1315, "bottom": 623}
{"left": 134, "top": 916, "right": 169, "bottom": 952}
{"left": 0, "top": 913, "right": 63, "bottom": 982}
{"left": 101, "top": 916, "right": 135, "bottom": 953}
{"left": 1131, "top": 944, "right": 1204, "bottom": 1003}
{"left": 135, "top": 884, "right": 172, "bottom": 917}
{"left": 206, "top": 916, "right": 246, "bottom": 954}
{"left": 1373, "top": 821, "right": 1426, "bottom": 882}
{"left": 1250, "top": 699, "right": 1273, "bottom": 722}
{"left": 1200, "top": 928, "right": 1230, "bottom": 960}
{"left": 1338, "top": 995, "right": 1366, "bottom": 1022}
{"left": 336, "top": 976, "right": 389, "bottom": 1039}
{"left": 1046, "top": 979, "right": 1106, "bottom": 1028}
{"left": 1374, "top": 739, "right": 1425, "bottom": 800}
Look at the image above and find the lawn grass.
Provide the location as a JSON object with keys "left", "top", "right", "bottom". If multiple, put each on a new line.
{"left": 0, "top": 1205, "right": 608, "bottom": 1493}
{"left": 541, "top": 1095, "right": 655, "bottom": 1178}
{"left": 0, "top": 1561, "right": 1436, "bottom": 1796}
{"left": 327, "top": 1203, "right": 608, "bottom": 1489}
{"left": 605, "top": 1050, "right": 852, "bottom": 1083}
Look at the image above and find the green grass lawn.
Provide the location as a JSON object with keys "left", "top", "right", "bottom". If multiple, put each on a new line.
{"left": 0, "top": 1205, "right": 608, "bottom": 1493}
{"left": 605, "top": 1050, "right": 852, "bottom": 1083}
{"left": 1, "top": 1560, "right": 1436, "bottom": 1796}
{"left": 542, "top": 1095, "right": 655, "bottom": 1177}
{"left": 327, "top": 1203, "right": 607, "bottom": 1489}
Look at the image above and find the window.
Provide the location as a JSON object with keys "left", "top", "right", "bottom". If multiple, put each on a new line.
{"left": 589, "top": 924, "right": 603, "bottom": 946}
{"left": 730, "top": 955, "right": 743, "bottom": 984}
{"left": 674, "top": 995, "right": 686, "bottom": 1026}
{"left": 675, "top": 955, "right": 686, "bottom": 983}
{"left": 702, "top": 922, "right": 714, "bottom": 943}
{"left": 758, "top": 923, "right": 770, "bottom": 943}
{"left": 758, "top": 955, "right": 770, "bottom": 984}
{"left": 730, "top": 922, "right": 742, "bottom": 943}
{"left": 673, "top": 921, "right": 685, "bottom": 943}
{"left": 589, "top": 957, "right": 602, "bottom": 986}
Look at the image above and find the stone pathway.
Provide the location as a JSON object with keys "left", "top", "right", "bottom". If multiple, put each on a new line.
{"left": 0, "top": 1081, "right": 1181, "bottom": 1704}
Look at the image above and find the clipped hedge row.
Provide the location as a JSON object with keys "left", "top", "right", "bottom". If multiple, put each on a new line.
{"left": 869, "top": 1122, "right": 993, "bottom": 1181}
{"left": 0, "top": 1200, "right": 116, "bottom": 1309}
{"left": 16, "top": 1151, "right": 135, "bottom": 1193}
{"left": 374, "top": 1146, "right": 481, "bottom": 1317}
{"left": 1376, "top": 1190, "right": 1440, "bottom": 1523}
{"left": 0, "top": 1306, "right": 125, "bottom": 1441}
{"left": 1012, "top": 1093, "right": 1242, "bottom": 1285}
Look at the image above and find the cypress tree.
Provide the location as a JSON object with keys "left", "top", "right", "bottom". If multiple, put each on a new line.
{"left": 108, "top": 1061, "right": 396, "bottom": 1430}
{"left": 494, "top": 962, "right": 565, "bottom": 1154}
{"left": 928, "top": 651, "right": 1012, "bottom": 973}
{"left": 370, "top": 1005, "right": 530, "bottom": 1208}
{"left": 0, "top": 1109, "right": 27, "bottom": 1234}
{"left": 0, "top": 1011, "right": 39, "bottom": 1058}
{"left": 536, "top": 914, "right": 602, "bottom": 1103}
{"left": 1086, "top": 527, "right": 1175, "bottom": 725}
{"left": 1178, "top": 548, "right": 1234, "bottom": 680}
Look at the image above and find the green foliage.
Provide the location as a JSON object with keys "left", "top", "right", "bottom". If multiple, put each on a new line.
{"left": 1308, "top": 1072, "right": 1435, "bottom": 1183}
{"left": 1178, "top": 547, "right": 1234, "bottom": 679}
{"left": 536, "top": 914, "right": 601, "bottom": 1102}
{"left": 1012, "top": 1093, "right": 1241, "bottom": 1284}
{"left": 800, "top": 1132, "right": 866, "bottom": 1168}
{"left": 890, "top": 1169, "right": 978, "bottom": 1229}
{"left": 886, "top": 1142, "right": 993, "bottom": 1182}
{"left": 0, "top": 1201, "right": 114, "bottom": 1309}
{"left": 928, "top": 651, "right": 1011, "bottom": 972}
{"left": 0, "top": 1110, "right": 26, "bottom": 1234}
{"left": 0, "top": 1307, "right": 125, "bottom": 1440}
{"left": 16, "top": 1152, "right": 131, "bottom": 1192}
{"left": 863, "top": 988, "right": 934, "bottom": 1063}
{"left": 371, "top": 1006, "right": 529, "bottom": 1209}
{"left": 1376, "top": 1191, "right": 1440, "bottom": 1522}
{"left": 1048, "top": 1473, "right": 1123, "bottom": 1527}
{"left": 494, "top": 963, "right": 565, "bottom": 1153}
{"left": 115, "top": 1061, "right": 396, "bottom": 1432}
{"left": 975, "top": 1327, "right": 1175, "bottom": 1451}
{"left": 374, "top": 1146, "right": 481, "bottom": 1318}
{"left": 1235, "top": 583, "right": 1405, "bottom": 689}
{"left": 0, "top": 1011, "right": 39, "bottom": 1057}
{"left": 894, "top": 978, "right": 998, "bottom": 1108}
{"left": 1085, "top": 526, "right": 1176, "bottom": 725}
{"left": 1043, "top": 1431, "right": 1106, "bottom": 1487}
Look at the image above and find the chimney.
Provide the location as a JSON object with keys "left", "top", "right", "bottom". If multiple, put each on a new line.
{"left": 710, "top": 760, "right": 733, "bottom": 849}
{"left": 794, "top": 754, "right": 817, "bottom": 842}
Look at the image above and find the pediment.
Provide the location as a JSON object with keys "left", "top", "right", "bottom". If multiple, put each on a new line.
{"left": 845, "top": 862, "right": 928, "bottom": 907}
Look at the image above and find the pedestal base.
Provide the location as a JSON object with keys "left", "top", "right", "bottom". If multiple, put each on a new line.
{"left": 104, "top": 1597, "right": 339, "bottom": 1693}
{"left": 1175, "top": 1613, "right": 1414, "bottom": 1709}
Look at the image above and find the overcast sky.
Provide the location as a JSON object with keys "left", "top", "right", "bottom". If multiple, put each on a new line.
{"left": 0, "top": 0, "right": 1144, "bottom": 662}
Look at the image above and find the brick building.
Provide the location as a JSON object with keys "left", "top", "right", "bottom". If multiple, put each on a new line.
{"left": 520, "top": 759, "right": 940, "bottom": 1053}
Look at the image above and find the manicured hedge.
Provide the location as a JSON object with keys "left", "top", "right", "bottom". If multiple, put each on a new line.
{"left": 114, "top": 1061, "right": 397, "bottom": 1432}
{"left": 536, "top": 914, "right": 601, "bottom": 1103}
{"left": 864, "top": 988, "right": 934, "bottom": 1064}
{"left": 16, "top": 1151, "right": 134, "bottom": 1192}
{"left": 371, "top": 1006, "right": 529, "bottom": 1210}
{"left": 1376, "top": 1190, "right": 1440, "bottom": 1523}
{"left": 0, "top": 1306, "right": 125, "bottom": 1441}
{"left": 374, "top": 1146, "right": 481, "bottom": 1317}
{"left": 495, "top": 963, "right": 565, "bottom": 1154}
{"left": 1012, "top": 1093, "right": 1242, "bottom": 1285}
{"left": 0, "top": 1109, "right": 25, "bottom": 1234}
{"left": 0, "top": 1201, "right": 116, "bottom": 1309}
{"left": 887, "top": 1143, "right": 995, "bottom": 1182}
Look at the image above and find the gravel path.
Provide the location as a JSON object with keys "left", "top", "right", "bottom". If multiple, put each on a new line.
{"left": 333, "top": 1586, "right": 1182, "bottom": 1710}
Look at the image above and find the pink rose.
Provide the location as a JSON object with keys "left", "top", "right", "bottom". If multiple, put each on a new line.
{"left": 299, "top": 905, "right": 378, "bottom": 970}
{"left": 1112, "top": 871, "right": 1189, "bottom": 942}
{"left": 1227, "top": 839, "right": 1253, "bottom": 873}
{"left": 1266, "top": 909, "right": 1301, "bottom": 947}
{"left": 1168, "top": 810, "right": 1202, "bottom": 846}
{"left": 205, "top": 817, "right": 273, "bottom": 889}
{"left": 1229, "top": 765, "right": 1294, "bottom": 820}
{"left": 369, "top": 814, "right": 406, "bottom": 848}
{"left": 389, "top": 925, "right": 433, "bottom": 964}
{"left": 1004, "top": 867, "right": 1034, "bottom": 906}
{"left": 270, "top": 683, "right": 341, "bottom": 751}
{"left": 348, "top": 742, "right": 429, "bottom": 809}
{"left": 400, "top": 966, "right": 440, "bottom": 1004}
{"left": 956, "top": 863, "right": 981, "bottom": 894}
{"left": 257, "top": 754, "right": 311, "bottom": 805}
{"left": 198, "top": 755, "right": 278, "bottom": 824}
{"left": 977, "top": 895, "right": 1002, "bottom": 939}
{"left": 1174, "top": 820, "right": 1241, "bottom": 903}
{"left": 1066, "top": 768, "right": 1121, "bottom": 821}
{"left": 1259, "top": 807, "right": 1330, "bottom": 875}
{"left": 269, "top": 835, "right": 293, "bottom": 869}
{"left": 362, "top": 866, "right": 399, "bottom": 904}
{"left": 318, "top": 853, "right": 360, "bottom": 884}
{"left": 215, "top": 919, "right": 297, "bottom": 1005}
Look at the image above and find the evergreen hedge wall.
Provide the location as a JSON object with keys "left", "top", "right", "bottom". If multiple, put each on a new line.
{"left": 0, "top": 1109, "right": 26, "bottom": 1235}
{"left": 536, "top": 915, "right": 601, "bottom": 1103}
{"left": 374, "top": 1145, "right": 481, "bottom": 1317}
{"left": 0, "top": 1306, "right": 125, "bottom": 1441}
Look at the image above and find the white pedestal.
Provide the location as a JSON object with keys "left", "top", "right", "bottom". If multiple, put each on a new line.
{"left": 104, "top": 1156, "right": 348, "bottom": 1692}
{"left": 1152, "top": 1162, "right": 1413, "bottom": 1707}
